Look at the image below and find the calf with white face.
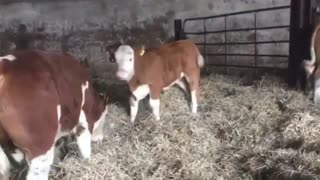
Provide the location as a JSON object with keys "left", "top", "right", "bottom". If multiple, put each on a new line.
{"left": 114, "top": 40, "right": 204, "bottom": 123}
{"left": 115, "top": 46, "right": 153, "bottom": 123}
{"left": 115, "top": 45, "right": 135, "bottom": 82}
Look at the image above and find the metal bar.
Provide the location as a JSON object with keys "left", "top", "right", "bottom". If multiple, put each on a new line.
{"left": 183, "top": 5, "right": 290, "bottom": 27}
{"left": 204, "top": 53, "right": 289, "bottom": 57}
{"left": 254, "top": 13, "right": 257, "bottom": 73}
{"left": 224, "top": 16, "right": 227, "bottom": 73}
{"left": 203, "top": 19, "right": 207, "bottom": 69}
{"left": 195, "top": 40, "right": 289, "bottom": 46}
{"left": 184, "top": 25, "right": 289, "bottom": 35}
{"left": 174, "top": 19, "right": 183, "bottom": 40}
{"left": 288, "top": 0, "right": 299, "bottom": 88}
{"left": 205, "top": 63, "right": 286, "bottom": 69}
{"left": 180, "top": 5, "right": 291, "bottom": 72}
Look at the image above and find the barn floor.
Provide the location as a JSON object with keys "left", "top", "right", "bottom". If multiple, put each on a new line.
{"left": 12, "top": 73, "right": 320, "bottom": 180}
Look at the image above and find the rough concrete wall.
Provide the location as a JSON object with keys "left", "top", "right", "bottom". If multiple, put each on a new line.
{"left": 0, "top": 0, "right": 290, "bottom": 81}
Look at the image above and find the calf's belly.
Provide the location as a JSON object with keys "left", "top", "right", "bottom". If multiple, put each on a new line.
{"left": 163, "top": 73, "right": 185, "bottom": 91}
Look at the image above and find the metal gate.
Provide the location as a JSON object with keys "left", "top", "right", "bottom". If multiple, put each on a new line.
{"left": 174, "top": 5, "right": 291, "bottom": 71}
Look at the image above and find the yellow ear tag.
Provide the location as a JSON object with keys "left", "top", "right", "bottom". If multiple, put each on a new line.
{"left": 140, "top": 46, "right": 145, "bottom": 56}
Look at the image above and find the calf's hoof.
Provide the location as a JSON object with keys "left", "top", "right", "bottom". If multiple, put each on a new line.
{"left": 130, "top": 118, "right": 136, "bottom": 124}
{"left": 154, "top": 115, "right": 160, "bottom": 121}
{"left": 191, "top": 104, "right": 198, "bottom": 114}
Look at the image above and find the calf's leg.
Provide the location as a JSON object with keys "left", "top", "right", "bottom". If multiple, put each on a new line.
{"left": 75, "top": 81, "right": 92, "bottom": 159}
{"left": 26, "top": 146, "right": 55, "bottom": 180}
{"left": 150, "top": 86, "right": 161, "bottom": 120}
{"left": 185, "top": 71, "right": 200, "bottom": 114}
{"left": 130, "top": 85, "right": 150, "bottom": 123}
{"left": 76, "top": 109, "right": 92, "bottom": 159}
{"left": 149, "top": 98, "right": 160, "bottom": 120}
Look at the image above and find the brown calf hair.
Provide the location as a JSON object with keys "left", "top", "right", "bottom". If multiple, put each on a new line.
{"left": 128, "top": 40, "right": 202, "bottom": 101}
{"left": 0, "top": 50, "right": 107, "bottom": 161}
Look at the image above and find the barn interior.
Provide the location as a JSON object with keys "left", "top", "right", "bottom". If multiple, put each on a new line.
{"left": 2, "top": 0, "right": 320, "bottom": 179}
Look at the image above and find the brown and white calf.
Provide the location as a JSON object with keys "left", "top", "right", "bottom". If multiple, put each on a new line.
{"left": 114, "top": 40, "right": 204, "bottom": 123}
{"left": 0, "top": 50, "right": 108, "bottom": 180}
{"left": 304, "top": 23, "right": 320, "bottom": 105}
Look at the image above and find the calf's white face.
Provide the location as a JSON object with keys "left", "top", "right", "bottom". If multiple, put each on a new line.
{"left": 115, "top": 45, "right": 135, "bottom": 82}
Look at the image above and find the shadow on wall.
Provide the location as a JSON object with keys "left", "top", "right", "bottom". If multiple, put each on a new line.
{"left": 0, "top": 23, "right": 48, "bottom": 54}
{"left": 0, "top": 18, "right": 177, "bottom": 87}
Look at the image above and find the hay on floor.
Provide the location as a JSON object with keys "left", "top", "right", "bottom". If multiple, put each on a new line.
{"left": 43, "top": 74, "right": 320, "bottom": 179}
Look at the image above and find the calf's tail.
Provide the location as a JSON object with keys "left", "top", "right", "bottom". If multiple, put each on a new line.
{"left": 197, "top": 54, "right": 205, "bottom": 68}
{"left": 190, "top": 41, "right": 205, "bottom": 68}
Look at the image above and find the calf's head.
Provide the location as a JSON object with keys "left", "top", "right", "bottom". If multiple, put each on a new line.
{"left": 106, "top": 42, "right": 123, "bottom": 63}
{"left": 303, "top": 59, "right": 320, "bottom": 105}
{"left": 114, "top": 45, "right": 135, "bottom": 81}
{"left": 86, "top": 90, "right": 108, "bottom": 141}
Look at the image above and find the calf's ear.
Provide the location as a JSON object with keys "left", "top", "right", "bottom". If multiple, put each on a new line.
{"left": 80, "top": 58, "right": 90, "bottom": 68}
{"left": 139, "top": 45, "right": 145, "bottom": 56}
{"left": 106, "top": 42, "right": 122, "bottom": 62}
{"left": 103, "top": 91, "right": 109, "bottom": 104}
{"left": 99, "top": 91, "right": 108, "bottom": 104}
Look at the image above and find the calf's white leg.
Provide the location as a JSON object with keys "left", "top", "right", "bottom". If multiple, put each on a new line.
{"left": 26, "top": 146, "right": 54, "bottom": 180}
{"left": 185, "top": 74, "right": 200, "bottom": 114}
{"left": 149, "top": 86, "right": 162, "bottom": 120}
{"left": 130, "top": 96, "right": 139, "bottom": 123}
{"left": 25, "top": 103, "right": 62, "bottom": 180}
{"left": 190, "top": 90, "right": 198, "bottom": 113}
{"left": 130, "top": 85, "right": 150, "bottom": 123}
{"left": 76, "top": 110, "right": 91, "bottom": 159}
{"left": 149, "top": 98, "right": 160, "bottom": 120}
{"left": 75, "top": 81, "right": 92, "bottom": 159}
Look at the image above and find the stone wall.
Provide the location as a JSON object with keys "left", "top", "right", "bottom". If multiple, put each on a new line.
{"left": 0, "top": 0, "right": 291, "bottom": 81}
